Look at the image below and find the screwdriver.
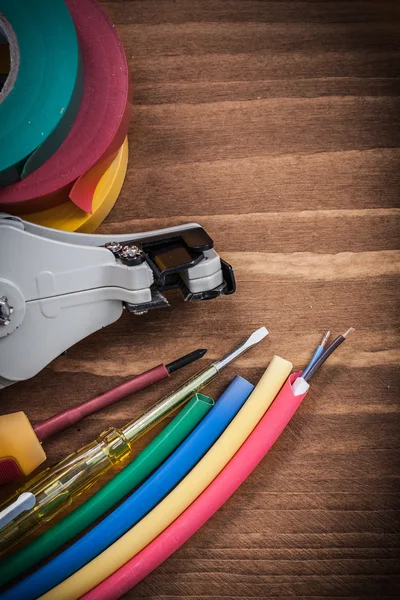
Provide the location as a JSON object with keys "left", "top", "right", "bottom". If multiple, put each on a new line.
{"left": 0, "top": 327, "right": 268, "bottom": 548}
{"left": 0, "top": 350, "right": 207, "bottom": 485}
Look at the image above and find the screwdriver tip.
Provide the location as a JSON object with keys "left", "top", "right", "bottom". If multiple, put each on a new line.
{"left": 247, "top": 326, "right": 269, "bottom": 346}
{"left": 214, "top": 326, "right": 269, "bottom": 371}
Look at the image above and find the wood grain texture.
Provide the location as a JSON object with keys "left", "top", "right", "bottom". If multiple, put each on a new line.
{"left": 1, "top": 1, "right": 400, "bottom": 598}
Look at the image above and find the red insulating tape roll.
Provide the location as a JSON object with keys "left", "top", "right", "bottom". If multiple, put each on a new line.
{"left": 0, "top": 0, "right": 131, "bottom": 214}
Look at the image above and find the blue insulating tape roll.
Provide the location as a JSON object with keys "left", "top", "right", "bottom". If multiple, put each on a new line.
{"left": 2, "top": 376, "right": 254, "bottom": 600}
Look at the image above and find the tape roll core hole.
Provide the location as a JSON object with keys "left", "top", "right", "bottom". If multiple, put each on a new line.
{"left": 0, "top": 18, "right": 19, "bottom": 101}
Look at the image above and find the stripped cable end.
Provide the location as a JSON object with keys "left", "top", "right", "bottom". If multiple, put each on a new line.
{"left": 343, "top": 327, "right": 355, "bottom": 339}
{"left": 320, "top": 330, "right": 331, "bottom": 348}
{"left": 303, "top": 327, "right": 354, "bottom": 383}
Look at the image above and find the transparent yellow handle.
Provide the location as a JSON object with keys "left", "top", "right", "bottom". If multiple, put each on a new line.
{"left": 0, "top": 428, "right": 130, "bottom": 551}
{"left": 0, "top": 364, "right": 219, "bottom": 552}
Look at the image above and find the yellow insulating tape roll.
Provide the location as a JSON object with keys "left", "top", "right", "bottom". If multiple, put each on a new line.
{"left": 22, "top": 137, "right": 128, "bottom": 233}
{"left": 41, "top": 355, "right": 293, "bottom": 600}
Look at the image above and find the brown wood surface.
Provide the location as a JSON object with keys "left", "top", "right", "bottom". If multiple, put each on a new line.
{"left": 2, "top": 1, "right": 400, "bottom": 598}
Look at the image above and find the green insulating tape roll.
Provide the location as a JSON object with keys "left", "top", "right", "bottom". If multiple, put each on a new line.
{"left": 0, "top": 0, "right": 83, "bottom": 186}
{"left": 0, "top": 393, "right": 214, "bottom": 587}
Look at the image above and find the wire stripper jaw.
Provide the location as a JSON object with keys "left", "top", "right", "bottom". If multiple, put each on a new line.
{"left": 0, "top": 215, "right": 235, "bottom": 387}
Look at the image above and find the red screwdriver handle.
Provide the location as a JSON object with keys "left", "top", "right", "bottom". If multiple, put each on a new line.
{"left": 33, "top": 364, "right": 169, "bottom": 441}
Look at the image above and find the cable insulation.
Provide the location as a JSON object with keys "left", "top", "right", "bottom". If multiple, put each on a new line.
{"left": 83, "top": 373, "right": 308, "bottom": 600}
{"left": 304, "top": 332, "right": 350, "bottom": 382}
{"left": 3, "top": 377, "right": 254, "bottom": 600}
{"left": 39, "top": 355, "right": 292, "bottom": 600}
{"left": 302, "top": 331, "right": 330, "bottom": 379}
{"left": 0, "top": 394, "right": 212, "bottom": 588}
{"left": 302, "top": 346, "right": 324, "bottom": 379}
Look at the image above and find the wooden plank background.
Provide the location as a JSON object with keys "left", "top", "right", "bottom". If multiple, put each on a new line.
{"left": 1, "top": 1, "right": 400, "bottom": 598}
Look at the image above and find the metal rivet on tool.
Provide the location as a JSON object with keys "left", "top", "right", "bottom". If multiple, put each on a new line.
{"left": 0, "top": 297, "right": 13, "bottom": 326}
{"left": 104, "top": 241, "right": 123, "bottom": 254}
{"left": 120, "top": 245, "right": 142, "bottom": 259}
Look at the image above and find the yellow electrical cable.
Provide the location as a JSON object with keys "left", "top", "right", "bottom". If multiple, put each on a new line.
{"left": 41, "top": 355, "right": 292, "bottom": 600}
{"left": 21, "top": 137, "right": 128, "bottom": 233}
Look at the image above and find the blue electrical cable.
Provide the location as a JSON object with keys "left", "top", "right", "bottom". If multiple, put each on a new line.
{"left": 302, "top": 331, "right": 330, "bottom": 379}
{"left": 2, "top": 376, "right": 254, "bottom": 600}
{"left": 302, "top": 347, "right": 324, "bottom": 379}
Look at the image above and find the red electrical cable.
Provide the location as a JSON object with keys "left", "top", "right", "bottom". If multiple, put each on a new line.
{"left": 82, "top": 373, "right": 309, "bottom": 600}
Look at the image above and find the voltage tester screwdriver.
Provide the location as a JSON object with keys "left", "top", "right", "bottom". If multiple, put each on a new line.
{"left": 0, "top": 349, "right": 207, "bottom": 485}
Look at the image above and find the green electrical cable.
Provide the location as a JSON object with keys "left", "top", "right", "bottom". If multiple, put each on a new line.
{"left": 0, "top": 393, "right": 214, "bottom": 587}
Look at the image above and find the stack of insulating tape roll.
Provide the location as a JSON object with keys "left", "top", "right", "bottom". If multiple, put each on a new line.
{"left": 0, "top": 0, "right": 131, "bottom": 232}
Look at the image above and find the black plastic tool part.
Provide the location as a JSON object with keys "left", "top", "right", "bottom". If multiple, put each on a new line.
{"left": 166, "top": 349, "right": 208, "bottom": 374}
{"left": 105, "top": 226, "right": 214, "bottom": 285}
{"left": 139, "top": 227, "right": 213, "bottom": 287}
{"left": 124, "top": 226, "right": 214, "bottom": 252}
{"left": 117, "top": 226, "right": 236, "bottom": 311}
